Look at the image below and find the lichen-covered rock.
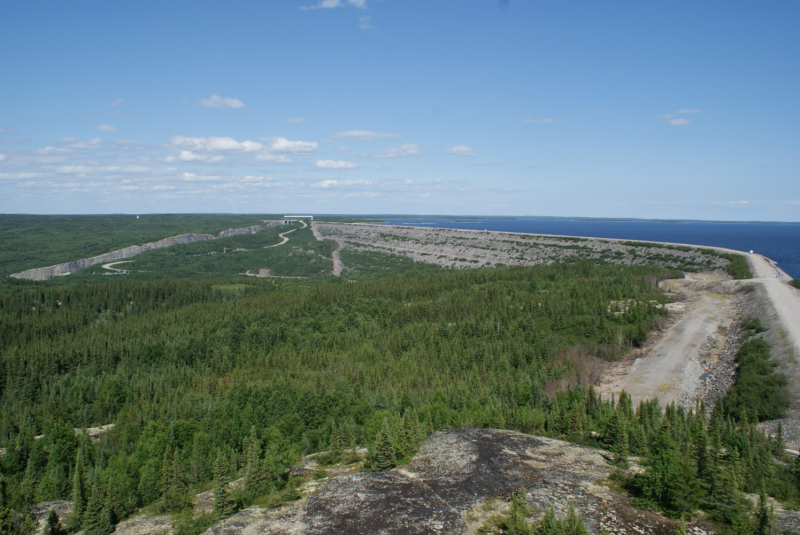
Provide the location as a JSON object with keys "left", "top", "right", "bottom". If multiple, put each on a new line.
{"left": 202, "top": 428, "right": 719, "bottom": 535}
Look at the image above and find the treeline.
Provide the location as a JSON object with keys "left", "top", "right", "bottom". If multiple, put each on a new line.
{"left": 0, "top": 262, "right": 788, "bottom": 535}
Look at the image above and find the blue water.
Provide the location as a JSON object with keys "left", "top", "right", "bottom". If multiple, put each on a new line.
{"left": 370, "top": 218, "right": 800, "bottom": 280}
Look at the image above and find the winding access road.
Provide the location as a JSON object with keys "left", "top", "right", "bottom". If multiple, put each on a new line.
{"left": 265, "top": 220, "right": 306, "bottom": 248}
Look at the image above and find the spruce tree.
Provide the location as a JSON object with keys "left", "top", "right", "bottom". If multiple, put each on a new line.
{"left": 104, "top": 475, "right": 122, "bottom": 527}
{"left": 373, "top": 419, "right": 395, "bottom": 472}
{"left": 505, "top": 487, "right": 532, "bottom": 535}
{"left": 675, "top": 516, "right": 687, "bottom": 535}
{"left": 212, "top": 451, "right": 234, "bottom": 518}
{"left": 83, "top": 469, "right": 111, "bottom": 535}
{"left": 65, "top": 449, "right": 87, "bottom": 532}
{"left": 44, "top": 509, "right": 66, "bottom": 535}
{"left": 754, "top": 481, "right": 774, "bottom": 535}
{"left": 244, "top": 426, "right": 267, "bottom": 499}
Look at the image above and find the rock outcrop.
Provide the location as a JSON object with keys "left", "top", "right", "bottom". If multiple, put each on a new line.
{"left": 203, "top": 428, "right": 696, "bottom": 535}
{"left": 10, "top": 223, "right": 283, "bottom": 281}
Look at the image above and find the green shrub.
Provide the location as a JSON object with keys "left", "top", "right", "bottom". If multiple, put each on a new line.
{"left": 718, "top": 253, "right": 752, "bottom": 280}
{"left": 791, "top": 279, "right": 800, "bottom": 290}
{"left": 723, "top": 338, "right": 789, "bottom": 421}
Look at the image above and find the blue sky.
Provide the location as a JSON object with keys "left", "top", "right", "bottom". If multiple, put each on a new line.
{"left": 1, "top": 1, "right": 798, "bottom": 220}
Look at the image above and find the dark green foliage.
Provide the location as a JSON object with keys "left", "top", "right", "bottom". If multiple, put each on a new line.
{"left": 791, "top": 279, "right": 800, "bottom": 290}
{"left": 212, "top": 452, "right": 235, "bottom": 518}
{"left": 340, "top": 248, "right": 442, "bottom": 279}
{"left": 172, "top": 510, "right": 216, "bottom": 535}
{"left": 0, "top": 261, "right": 788, "bottom": 531}
{"left": 723, "top": 338, "right": 789, "bottom": 421}
{"left": 0, "top": 214, "right": 282, "bottom": 279}
{"left": 82, "top": 469, "right": 112, "bottom": 535}
{"left": 740, "top": 318, "right": 766, "bottom": 336}
{"left": 44, "top": 509, "right": 66, "bottom": 535}
{"left": 717, "top": 253, "right": 753, "bottom": 280}
{"left": 487, "top": 488, "right": 588, "bottom": 535}
{"left": 373, "top": 419, "right": 395, "bottom": 472}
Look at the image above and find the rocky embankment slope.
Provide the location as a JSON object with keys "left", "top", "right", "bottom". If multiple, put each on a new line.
{"left": 9, "top": 222, "right": 284, "bottom": 281}
{"left": 316, "top": 222, "right": 732, "bottom": 273}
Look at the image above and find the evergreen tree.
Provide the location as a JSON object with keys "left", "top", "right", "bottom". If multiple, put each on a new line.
{"left": 373, "top": 419, "right": 395, "bottom": 472}
{"left": 44, "top": 509, "right": 66, "bottom": 535}
{"left": 754, "top": 481, "right": 774, "bottom": 535}
{"left": 64, "top": 450, "right": 87, "bottom": 532}
{"left": 83, "top": 469, "right": 111, "bottom": 535}
{"left": 163, "top": 447, "right": 186, "bottom": 512}
{"left": 675, "top": 517, "right": 687, "bottom": 535}
{"left": 505, "top": 487, "right": 532, "bottom": 535}
{"left": 104, "top": 475, "right": 122, "bottom": 527}
{"left": 244, "top": 426, "right": 268, "bottom": 498}
{"left": 212, "top": 451, "right": 234, "bottom": 518}
{"left": 708, "top": 451, "right": 748, "bottom": 526}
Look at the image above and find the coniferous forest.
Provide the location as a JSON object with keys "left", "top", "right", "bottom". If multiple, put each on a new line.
{"left": 0, "top": 260, "right": 792, "bottom": 535}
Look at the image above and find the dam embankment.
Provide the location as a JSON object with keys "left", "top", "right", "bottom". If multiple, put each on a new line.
{"left": 9, "top": 222, "right": 284, "bottom": 281}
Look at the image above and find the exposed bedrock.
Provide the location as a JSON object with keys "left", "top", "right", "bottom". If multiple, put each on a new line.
{"left": 203, "top": 428, "right": 696, "bottom": 535}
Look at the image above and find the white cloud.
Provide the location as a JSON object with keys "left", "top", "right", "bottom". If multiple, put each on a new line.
{"left": 440, "top": 145, "right": 477, "bottom": 157}
{"left": 523, "top": 117, "right": 561, "bottom": 124}
{"left": 421, "top": 192, "right": 432, "bottom": 198}
{"left": 170, "top": 136, "right": 263, "bottom": 152}
{"left": 731, "top": 201, "right": 749, "bottom": 204}
{"left": 667, "top": 118, "right": 692, "bottom": 126}
{"left": 362, "top": 143, "right": 418, "bottom": 159}
{"left": 315, "top": 160, "right": 360, "bottom": 169}
{"left": 301, "top": 0, "right": 367, "bottom": 9}
{"left": 319, "top": 179, "right": 339, "bottom": 187}
{"left": 154, "top": 185, "right": 177, "bottom": 190}
{"left": 374, "top": 165, "right": 388, "bottom": 171}
{"left": 345, "top": 192, "right": 379, "bottom": 198}
{"left": 108, "top": 97, "right": 125, "bottom": 107}
{"left": 54, "top": 165, "right": 148, "bottom": 174}
{"left": 285, "top": 116, "right": 307, "bottom": 124}
{"left": 334, "top": 147, "right": 349, "bottom": 153}
{"left": 254, "top": 153, "right": 295, "bottom": 163}
{"left": 96, "top": 124, "right": 118, "bottom": 133}
{"left": 182, "top": 172, "right": 221, "bottom": 182}
{"left": 267, "top": 137, "right": 317, "bottom": 152}
{"left": 164, "top": 151, "right": 225, "bottom": 163}
{"left": 359, "top": 15, "right": 374, "bottom": 29}
{"left": 0, "top": 172, "right": 45, "bottom": 180}
{"left": 655, "top": 109, "right": 704, "bottom": 125}
{"left": 59, "top": 137, "right": 103, "bottom": 149}
{"left": 788, "top": 201, "right": 800, "bottom": 205}
{"left": 120, "top": 185, "right": 139, "bottom": 191}
{"left": 199, "top": 94, "right": 246, "bottom": 109}
{"left": 0, "top": 154, "right": 4, "bottom": 161}
{"left": 329, "top": 130, "right": 402, "bottom": 141}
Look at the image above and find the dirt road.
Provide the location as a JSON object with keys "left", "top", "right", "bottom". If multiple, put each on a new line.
{"left": 597, "top": 275, "right": 739, "bottom": 407}
{"left": 745, "top": 253, "right": 800, "bottom": 354}
{"left": 311, "top": 221, "right": 344, "bottom": 276}
{"left": 266, "top": 220, "right": 306, "bottom": 248}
